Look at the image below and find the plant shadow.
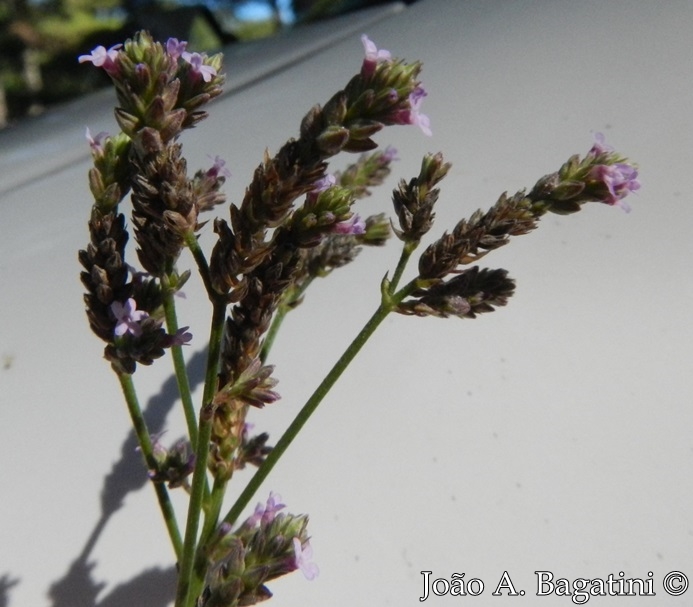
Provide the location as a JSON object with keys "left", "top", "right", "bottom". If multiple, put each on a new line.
{"left": 0, "top": 575, "right": 20, "bottom": 607}
{"left": 45, "top": 347, "right": 207, "bottom": 607}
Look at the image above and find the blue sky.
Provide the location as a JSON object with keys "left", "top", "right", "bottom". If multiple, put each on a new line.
{"left": 233, "top": 0, "right": 295, "bottom": 23}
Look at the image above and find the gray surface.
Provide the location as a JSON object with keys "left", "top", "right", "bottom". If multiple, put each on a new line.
{"left": 1, "top": 0, "right": 691, "bottom": 606}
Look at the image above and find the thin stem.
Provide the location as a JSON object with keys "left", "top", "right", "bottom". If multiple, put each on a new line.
{"left": 194, "top": 474, "right": 229, "bottom": 575}
{"left": 389, "top": 239, "right": 417, "bottom": 292}
{"left": 222, "top": 277, "right": 416, "bottom": 528}
{"left": 162, "top": 281, "right": 212, "bottom": 507}
{"left": 162, "top": 289, "right": 198, "bottom": 447}
{"left": 260, "top": 304, "right": 288, "bottom": 365}
{"left": 175, "top": 298, "right": 227, "bottom": 607}
{"left": 117, "top": 372, "right": 183, "bottom": 559}
{"left": 185, "top": 233, "right": 216, "bottom": 301}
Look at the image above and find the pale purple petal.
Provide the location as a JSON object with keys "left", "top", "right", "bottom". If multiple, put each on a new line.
{"left": 111, "top": 298, "right": 148, "bottom": 337}
{"left": 78, "top": 44, "right": 121, "bottom": 74}
{"left": 333, "top": 214, "right": 366, "bottom": 235}
{"left": 207, "top": 155, "right": 231, "bottom": 179}
{"left": 261, "top": 491, "right": 286, "bottom": 524}
{"left": 312, "top": 174, "right": 336, "bottom": 193}
{"left": 171, "top": 327, "right": 193, "bottom": 346}
{"left": 588, "top": 132, "right": 614, "bottom": 156}
{"left": 590, "top": 163, "right": 640, "bottom": 211}
{"left": 78, "top": 45, "right": 108, "bottom": 66}
{"left": 380, "top": 145, "right": 399, "bottom": 163}
{"left": 292, "top": 538, "right": 319, "bottom": 580}
{"left": 408, "top": 87, "right": 432, "bottom": 136}
{"left": 361, "top": 34, "right": 391, "bottom": 62}
{"left": 85, "top": 127, "right": 109, "bottom": 154}
{"left": 361, "top": 34, "right": 391, "bottom": 78}
{"left": 246, "top": 491, "right": 286, "bottom": 527}
{"left": 182, "top": 51, "right": 217, "bottom": 82}
{"left": 246, "top": 502, "right": 266, "bottom": 528}
{"left": 166, "top": 38, "right": 188, "bottom": 61}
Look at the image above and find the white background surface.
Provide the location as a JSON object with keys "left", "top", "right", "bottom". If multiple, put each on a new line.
{"left": 1, "top": 0, "right": 692, "bottom": 605}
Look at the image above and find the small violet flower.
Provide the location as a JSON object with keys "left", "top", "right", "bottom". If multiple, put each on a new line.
{"left": 306, "top": 173, "right": 336, "bottom": 205}
{"left": 361, "top": 34, "right": 391, "bottom": 79}
{"left": 182, "top": 51, "right": 217, "bottom": 82}
{"left": 292, "top": 538, "right": 319, "bottom": 581}
{"left": 78, "top": 44, "right": 121, "bottom": 75}
{"left": 111, "top": 298, "right": 148, "bottom": 337}
{"left": 588, "top": 132, "right": 613, "bottom": 156}
{"left": 247, "top": 491, "right": 286, "bottom": 527}
{"left": 170, "top": 326, "right": 193, "bottom": 346}
{"left": 380, "top": 145, "right": 399, "bottom": 163}
{"left": 138, "top": 431, "right": 168, "bottom": 460}
{"left": 333, "top": 214, "right": 366, "bottom": 235}
{"left": 85, "top": 127, "right": 108, "bottom": 155}
{"left": 590, "top": 163, "right": 640, "bottom": 212}
{"left": 166, "top": 38, "right": 188, "bottom": 62}
{"left": 207, "top": 155, "right": 231, "bottom": 179}
{"left": 407, "top": 87, "right": 432, "bottom": 136}
{"left": 312, "top": 173, "right": 336, "bottom": 193}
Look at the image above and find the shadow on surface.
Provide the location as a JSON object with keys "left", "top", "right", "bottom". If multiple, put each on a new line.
{"left": 0, "top": 575, "right": 20, "bottom": 607}
{"left": 46, "top": 347, "right": 207, "bottom": 607}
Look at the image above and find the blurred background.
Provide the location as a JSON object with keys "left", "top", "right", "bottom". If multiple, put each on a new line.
{"left": 0, "top": 0, "right": 416, "bottom": 127}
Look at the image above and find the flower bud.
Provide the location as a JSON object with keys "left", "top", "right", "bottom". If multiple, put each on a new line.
{"left": 316, "top": 125, "right": 350, "bottom": 155}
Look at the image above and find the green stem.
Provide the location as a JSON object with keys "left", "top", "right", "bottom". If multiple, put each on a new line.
{"left": 389, "top": 239, "right": 417, "bottom": 292}
{"left": 162, "top": 279, "right": 212, "bottom": 506}
{"left": 260, "top": 305, "right": 288, "bottom": 365}
{"left": 117, "top": 372, "right": 183, "bottom": 559}
{"left": 195, "top": 475, "right": 229, "bottom": 570}
{"left": 221, "top": 277, "right": 416, "bottom": 528}
{"left": 185, "top": 233, "right": 216, "bottom": 301}
{"left": 162, "top": 289, "right": 198, "bottom": 447}
{"left": 175, "top": 299, "right": 227, "bottom": 607}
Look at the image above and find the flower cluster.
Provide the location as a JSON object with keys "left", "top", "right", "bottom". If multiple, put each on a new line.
{"left": 77, "top": 30, "right": 640, "bottom": 607}
{"left": 397, "top": 135, "right": 639, "bottom": 319}
{"left": 205, "top": 38, "right": 428, "bottom": 482}
{"left": 202, "top": 493, "right": 317, "bottom": 607}
{"left": 78, "top": 33, "right": 227, "bottom": 372}
{"left": 148, "top": 435, "right": 196, "bottom": 488}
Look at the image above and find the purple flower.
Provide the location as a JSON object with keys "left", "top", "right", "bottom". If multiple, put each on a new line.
{"left": 262, "top": 491, "right": 285, "bottom": 523}
{"left": 166, "top": 38, "right": 188, "bottom": 62}
{"left": 292, "top": 538, "right": 319, "bottom": 580}
{"left": 247, "top": 491, "right": 286, "bottom": 527}
{"left": 390, "top": 86, "right": 431, "bottom": 135}
{"left": 590, "top": 163, "right": 640, "bottom": 211}
{"left": 111, "top": 298, "right": 148, "bottom": 337}
{"left": 333, "top": 214, "right": 366, "bottom": 235}
{"left": 381, "top": 145, "right": 399, "bottom": 163}
{"left": 182, "top": 51, "right": 217, "bottom": 82}
{"left": 305, "top": 174, "right": 336, "bottom": 205}
{"left": 137, "top": 431, "right": 168, "bottom": 460}
{"left": 151, "top": 435, "right": 167, "bottom": 458}
{"left": 361, "top": 34, "right": 391, "bottom": 79}
{"left": 312, "top": 174, "right": 336, "bottom": 193}
{"left": 406, "top": 87, "right": 432, "bottom": 136}
{"left": 85, "top": 127, "right": 108, "bottom": 154}
{"left": 78, "top": 45, "right": 121, "bottom": 75}
{"left": 206, "top": 155, "right": 231, "bottom": 179}
{"left": 588, "top": 132, "right": 614, "bottom": 156}
{"left": 170, "top": 326, "right": 193, "bottom": 346}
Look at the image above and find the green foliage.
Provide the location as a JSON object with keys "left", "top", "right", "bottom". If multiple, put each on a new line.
{"left": 231, "top": 18, "right": 279, "bottom": 41}
{"left": 37, "top": 11, "right": 124, "bottom": 51}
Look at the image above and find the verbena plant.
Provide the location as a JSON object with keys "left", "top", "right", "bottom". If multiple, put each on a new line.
{"left": 78, "top": 32, "right": 639, "bottom": 607}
